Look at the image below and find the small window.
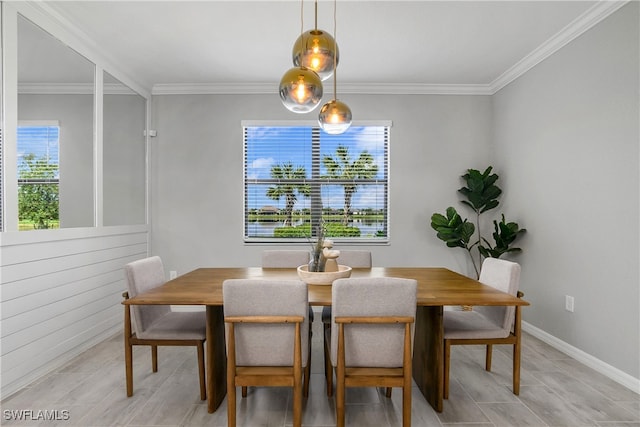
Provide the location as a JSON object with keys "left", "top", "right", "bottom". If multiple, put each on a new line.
{"left": 244, "top": 122, "right": 390, "bottom": 242}
{"left": 17, "top": 122, "right": 60, "bottom": 230}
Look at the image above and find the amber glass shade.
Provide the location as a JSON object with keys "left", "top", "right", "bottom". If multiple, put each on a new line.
{"left": 318, "top": 99, "right": 352, "bottom": 134}
{"left": 279, "top": 66, "right": 323, "bottom": 113}
{"left": 292, "top": 29, "right": 339, "bottom": 81}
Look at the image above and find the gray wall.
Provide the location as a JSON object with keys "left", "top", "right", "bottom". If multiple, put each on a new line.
{"left": 149, "top": 94, "right": 492, "bottom": 274}
{"left": 493, "top": 2, "right": 639, "bottom": 378}
{"left": 103, "top": 93, "right": 147, "bottom": 226}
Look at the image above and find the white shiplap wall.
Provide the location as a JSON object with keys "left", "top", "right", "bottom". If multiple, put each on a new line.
{"left": 0, "top": 225, "right": 148, "bottom": 398}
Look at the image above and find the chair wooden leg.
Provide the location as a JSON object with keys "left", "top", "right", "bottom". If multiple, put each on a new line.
{"left": 304, "top": 328, "right": 311, "bottom": 398}
{"left": 402, "top": 382, "right": 411, "bottom": 427}
{"left": 124, "top": 303, "right": 134, "bottom": 397}
{"left": 197, "top": 342, "right": 206, "bottom": 400}
{"left": 336, "top": 324, "right": 346, "bottom": 427}
{"left": 125, "top": 340, "right": 133, "bottom": 397}
{"left": 402, "top": 322, "right": 412, "bottom": 427}
{"left": 241, "top": 386, "right": 247, "bottom": 397}
{"left": 513, "top": 304, "right": 522, "bottom": 395}
{"left": 293, "top": 371, "right": 303, "bottom": 427}
{"left": 227, "top": 324, "right": 237, "bottom": 427}
{"left": 485, "top": 344, "right": 493, "bottom": 371}
{"left": 324, "top": 329, "right": 333, "bottom": 397}
{"left": 443, "top": 339, "right": 451, "bottom": 399}
{"left": 385, "top": 387, "right": 392, "bottom": 398}
{"left": 513, "top": 342, "right": 521, "bottom": 395}
{"left": 228, "top": 384, "right": 237, "bottom": 427}
{"left": 151, "top": 345, "right": 158, "bottom": 372}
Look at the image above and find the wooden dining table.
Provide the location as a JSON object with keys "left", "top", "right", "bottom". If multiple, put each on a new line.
{"left": 123, "top": 266, "right": 529, "bottom": 413}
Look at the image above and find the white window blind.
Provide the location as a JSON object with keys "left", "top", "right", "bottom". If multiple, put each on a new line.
{"left": 243, "top": 123, "right": 389, "bottom": 242}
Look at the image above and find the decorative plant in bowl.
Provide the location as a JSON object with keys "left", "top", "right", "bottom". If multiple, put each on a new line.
{"left": 308, "top": 222, "right": 329, "bottom": 272}
{"left": 430, "top": 166, "right": 526, "bottom": 279}
{"left": 299, "top": 222, "right": 352, "bottom": 284}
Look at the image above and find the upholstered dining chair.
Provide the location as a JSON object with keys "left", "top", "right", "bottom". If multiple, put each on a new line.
{"left": 261, "top": 249, "right": 313, "bottom": 397}
{"left": 324, "top": 277, "right": 416, "bottom": 427}
{"left": 321, "top": 250, "right": 372, "bottom": 385}
{"left": 223, "top": 279, "right": 309, "bottom": 427}
{"left": 261, "top": 249, "right": 310, "bottom": 268}
{"left": 443, "top": 257, "right": 523, "bottom": 399}
{"left": 122, "top": 256, "right": 206, "bottom": 400}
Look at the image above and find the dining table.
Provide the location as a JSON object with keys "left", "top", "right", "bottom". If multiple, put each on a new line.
{"left": 123, "top": 266, "right": 529, "bottom": 413}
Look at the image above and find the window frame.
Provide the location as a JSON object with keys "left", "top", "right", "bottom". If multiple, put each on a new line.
{"left": 243, "top": 120, "right": 391, "bottom": 244}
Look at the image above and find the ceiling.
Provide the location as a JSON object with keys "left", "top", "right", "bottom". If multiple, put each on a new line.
{"left": 21, "top": 1, "right": 617, "bottom": 94}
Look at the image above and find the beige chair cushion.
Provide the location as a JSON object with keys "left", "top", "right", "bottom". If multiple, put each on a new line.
{"left": 138, "top": 310, "right": 206, "bottom": 340}
{"left": 335, "top": 250, "right": 372, "bottom": 268}
{"left": 330, "top": 277, "right": 416, "bottom": 368}
{"left": 124, "top": 256, "right": 172, "bottom": 336}
{"left": 261, "top": 250, "right": 310, "bottom": 268}
{"left": 262, "top": 250, "right": 314, "bottom": 321}
{"left": 444, "top": 258, "right": 521, "bottom": 339}
{"left": 322, "top": 250, "right": 372, "bottom": 324}
{"left": 223, "top": 279, "right": 309, "bottom": 367}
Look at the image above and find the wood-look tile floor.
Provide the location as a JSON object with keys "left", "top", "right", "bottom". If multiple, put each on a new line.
{"left": 2, "top": 317, "right": 638, "bottom": 426}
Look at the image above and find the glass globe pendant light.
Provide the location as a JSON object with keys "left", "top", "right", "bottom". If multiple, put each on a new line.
{"left": 292, "top": 0, "right": 338, "bottom": 81}
{"left": 279, "top": 0, "right": 323, "bottom": 113}
{"left": 319, "top": 99, "right": 352, "bottom": 134}
{"left": 319, "top": 0, "right": 351, "bottom": 134}
{"left": 279, "top": 66, "right": 323, "bottom": 113}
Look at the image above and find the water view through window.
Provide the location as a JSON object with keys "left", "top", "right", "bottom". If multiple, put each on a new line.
{"left": 243, "top": 124, "right": 389, "bottom": 242}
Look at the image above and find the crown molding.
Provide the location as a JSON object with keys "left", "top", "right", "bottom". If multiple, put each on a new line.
{"left": 151, "top": 82, "right": 493, "bottom": 96}
{"left": 18, "top": 83, "right": 139, "bottom": 95}
{"left": 490, "top": 0, "right": 629, "bottom": 94}
{"left": 151, "top": 83, "right": 277, "bottom": 95}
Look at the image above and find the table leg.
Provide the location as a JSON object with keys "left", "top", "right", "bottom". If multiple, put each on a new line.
{"left": 412, "top": 305, "right": 443, "bottom": 412}
{"left": 206, "top": 305, "right": 227, "bottom": 413}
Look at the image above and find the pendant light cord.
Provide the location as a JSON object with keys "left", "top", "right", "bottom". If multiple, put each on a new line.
{"left": 301, "top": 0, "right": 304, "bottom": 43}
{"left": 333, "top": 0, "right": 337, "bottom": 99}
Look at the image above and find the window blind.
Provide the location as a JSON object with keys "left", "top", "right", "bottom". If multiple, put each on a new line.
{"left": 243, "top": 123, "right": 389, "bottom": 242}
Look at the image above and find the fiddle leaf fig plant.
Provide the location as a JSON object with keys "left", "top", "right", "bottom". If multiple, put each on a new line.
{"left": 430, "top": 166, "right": 526, "bottom": 279}
{"left": 430, "top": 207, "right": 475, "bottom": 249}
{"left": 478, "top": 214, "right": 526, "bottom": 259}
{"left": 458, "top": 167, "right": 502, "bottom": 214}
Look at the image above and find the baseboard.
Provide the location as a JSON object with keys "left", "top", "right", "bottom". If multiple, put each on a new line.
{"left": 522, "top": 321, "right": 640, "bottom": 394}
{"left": 0, "top": 324, "right": 121, "bottom": 400}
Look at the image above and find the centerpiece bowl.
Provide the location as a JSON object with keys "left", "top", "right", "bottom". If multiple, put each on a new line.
{"left": 297, "top": 264, "right": 352, "bottom": 285}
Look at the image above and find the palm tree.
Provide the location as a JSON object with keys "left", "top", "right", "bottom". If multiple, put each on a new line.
{"left": 323, "top": 146, "right": 378, "bottom": 225}
{"left": 266, "top": 162, "right": 310, "bottom": 226}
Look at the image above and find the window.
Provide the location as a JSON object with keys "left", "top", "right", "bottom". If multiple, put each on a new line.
{"left": 244, "top": 122, "right": 389, "bottom": 242}
{"left": 17, "top": 122, "right": 60, "bottom": 230}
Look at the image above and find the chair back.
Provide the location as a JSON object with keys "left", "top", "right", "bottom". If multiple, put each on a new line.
{"left": 261, "top": 250, "right": 310, "bottom": 268}
{"left": 336, "top": 250, "right": 372, "bottom": 268}
{"left": 475, "top": 258, "right": 521, "bottom": 333}
{"left": 331, "top": 277, "right": 416, "bottom": 368}
{"left": 124, "top": 256, "right": 171, "bottom": 336}
{"left": 223, "top": 279, "right": 309, "bottom": 367}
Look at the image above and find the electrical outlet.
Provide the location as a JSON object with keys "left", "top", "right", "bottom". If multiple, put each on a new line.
{"left": 565, "top": 295, "right": 574, "bottom": 312}
{"left": 169, "top": 270, "right": 177, "bottom": 280}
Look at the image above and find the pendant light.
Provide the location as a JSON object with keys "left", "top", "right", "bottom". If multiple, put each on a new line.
{"left": 292, "top": 0, "right": 338, "bottom": 81}
{"left": 318, "top": 0, "right": 351, "bottom": 134}
{"left": 279, "top": 0, "right": 323, "bottom": 113}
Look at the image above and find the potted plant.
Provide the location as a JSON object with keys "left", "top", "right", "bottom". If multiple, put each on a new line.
{"left": 430, "top": 166, "right": 526, "bottom": 279}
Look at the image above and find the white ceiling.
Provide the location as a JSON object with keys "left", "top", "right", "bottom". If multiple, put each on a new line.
{"left": 21, "top": 1, "right": 621, "bottom": 94}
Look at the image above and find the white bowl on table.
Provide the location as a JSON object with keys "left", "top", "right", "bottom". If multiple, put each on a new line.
{"left": 296, "top": 265, "right": 352, "bottom": 285}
